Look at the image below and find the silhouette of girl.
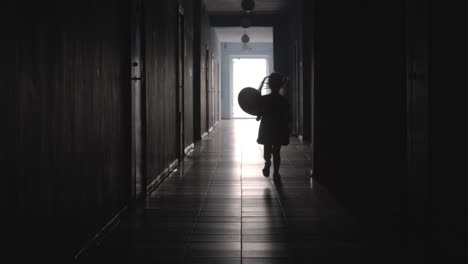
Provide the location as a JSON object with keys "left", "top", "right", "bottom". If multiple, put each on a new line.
{"left": 256, "top": 73, "right": 290, "bottom": 183}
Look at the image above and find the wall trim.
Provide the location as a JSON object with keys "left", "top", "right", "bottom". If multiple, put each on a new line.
{"left": 207, "top": 121, "right": 219, "bottom": 134}
{"left": 74, "top": 205, "right": 128, "bottom": 260}
{"left": 201, "top": 132, "right": 208, "bottom": 139}
{"left": 76, "top": 123, "right": 221, "bottom": 260}
{"left": 146, "top": 159, "right": 180, "bottom": 195}
{"left": 184, "top": 143, "right": 195, "bottom": 155}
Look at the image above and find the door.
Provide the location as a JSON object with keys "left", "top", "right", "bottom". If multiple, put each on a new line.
{"left": 406, "top": 0, "right": 428, "bottom": 258}
{"left": 211, "top": 57, "right": 215, "bottom": 127}
{"left": 205, "top": 48, "right": 210, "bottom": 131}
{"left": 294, "top": 41, "right": 302, "bottom": 137}
{"left": 176, "top": 5, "right": 185, "bottom": 158}
{"left": 289, "top": 41, "right": 300, "bottom": 135}
{"left": 131, "top": 0, "right": 145, "bottom": 200}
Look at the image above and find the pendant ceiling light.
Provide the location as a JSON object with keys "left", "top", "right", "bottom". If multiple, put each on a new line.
{"left": 241, "top": 1, "right": 254, "bottom": 45}
{"left": 241, "top": 33, "right": 250, "bottom": 43}
{"left": 241, "top": 0, "right": 255, "bottom": 12}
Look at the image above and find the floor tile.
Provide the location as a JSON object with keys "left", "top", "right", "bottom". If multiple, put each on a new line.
{"left": 82, "top": 120, "right": 401, "bottom": 264}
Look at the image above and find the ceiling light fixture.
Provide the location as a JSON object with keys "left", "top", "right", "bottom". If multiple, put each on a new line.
{"left": 241, "top": 0, "right": 255, "bottom": 12}
{"left": 241, "top": 33, "right": 250, "bottom": 43}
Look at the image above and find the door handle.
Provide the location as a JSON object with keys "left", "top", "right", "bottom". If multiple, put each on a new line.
{"left": 132, "top": 62, "right": 142, "bottom": 81}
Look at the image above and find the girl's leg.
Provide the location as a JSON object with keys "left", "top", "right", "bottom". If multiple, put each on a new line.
{"left": 272, "top": 145, "right": 282, "bottom": 174}
{"left": 263, "top": 145, "right": 272, "bottom": 176}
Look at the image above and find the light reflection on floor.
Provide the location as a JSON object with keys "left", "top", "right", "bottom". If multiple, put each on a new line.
{"left": 81, "top": 119, "right": 400, "bottom": 264}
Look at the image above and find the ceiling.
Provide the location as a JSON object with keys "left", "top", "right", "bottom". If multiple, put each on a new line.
{"left": 204, "top": 0, "right": 287, "bottom": 13}
{"left": 214, "top": 27, "right": 273, "bottom": 43}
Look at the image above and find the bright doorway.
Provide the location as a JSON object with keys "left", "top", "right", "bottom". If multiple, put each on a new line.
{"left": 231, "top": 57, "right": 270, "bottom": 118}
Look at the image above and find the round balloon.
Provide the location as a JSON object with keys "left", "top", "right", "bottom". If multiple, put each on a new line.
{"left": 238, "top": 87, "right": 261, "bottom": 116}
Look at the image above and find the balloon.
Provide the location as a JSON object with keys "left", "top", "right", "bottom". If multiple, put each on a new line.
{"left": 238, "top": 87, "right": 261, "bottom": 116}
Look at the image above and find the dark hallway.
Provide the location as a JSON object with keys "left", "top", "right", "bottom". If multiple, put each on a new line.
{"left": 79, "top": 119, "right": 400, "bottom": 263}
{"left": 3, "top": 0, "right": 468, "bottom": 263}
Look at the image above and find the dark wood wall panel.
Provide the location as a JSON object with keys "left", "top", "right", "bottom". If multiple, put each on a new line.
{"left": 4, "top": 0, "right": 130, "bottom": 261}
{"left": 193, "top": 0, "right": 202, "bottom": 141}
{"left": 194, "top": 1, "right": 219, "bottom": 139}
{"left": 312, "top": 0, "right": 354, "bottom": 196}
{"left": 352, "top": 1, "right": 406, "bottom": 216}
{"left": 302, "top": 1, "right": 314, "bottom": 142}
{"left": 287, "top": 0, "right": 304, "bottom": 138}
{"left": 183, "top": 0, "right": 195, "bottom": 149}
{"left": 428, "top": 3, "right": 467, "bottom": 260}
{"left": 213, "top": 44, "right": 220, "bottom": 124}
{"left": 273, "top": 18, "right": 289, "bottom": 77}
{"left": 200, "top": 9, "right": 209, "bottom": 134}
{"left": 209, "top": 29, "right": 220, "bottom": 128}
{"left": 144, "top": 0, "right": 178, "bottom": 184}
{"left": 311, "top": 0, "right": 406, "bottom": 225}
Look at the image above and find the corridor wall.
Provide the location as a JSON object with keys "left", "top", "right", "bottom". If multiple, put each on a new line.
{"left": 3, "top": 0, "right": 131, "bottom": 261}
{"left": 304, "top": 0, "right": 468, "bottom": 260}
{"left": 199, "top": 6, "right": 209, "bottom": 136}
{"left": 208, "top": 28, "right": 220, "bottom": 129}
{"left": 143, "top": 0, "right": 179, "bottom": 188}
{"left": 309, "top": 0, "right": 406, "bottom": 234}
{"left": 286, "top": 0, "right": 306, "bottom": 139}
{"left": 194, "top": 2, "right": 219, "bottom": 139}
{"left": 428, "top": 2, "right": 468, "bottom": 260}
{"left": 183, "top": 0, "right": 195, "bottom": 152}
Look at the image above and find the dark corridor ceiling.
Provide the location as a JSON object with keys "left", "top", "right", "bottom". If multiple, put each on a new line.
{"left": 204, "top": 0, "right": 288, "bottom": 13}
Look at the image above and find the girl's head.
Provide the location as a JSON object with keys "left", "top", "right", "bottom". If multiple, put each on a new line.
{"left": 268, "top": 72, "right": 284, "bottom": 92}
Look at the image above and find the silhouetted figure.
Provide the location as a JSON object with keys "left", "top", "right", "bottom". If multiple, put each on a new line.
{"left": 256, "top": 73, "right": 290, "bottom": 183}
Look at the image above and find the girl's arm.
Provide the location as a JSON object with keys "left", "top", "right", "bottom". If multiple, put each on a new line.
{"left": 256, "top": 76, "right": 268, "bottom": 121}
{"left": 258, "top": 76, "right": 268, "bottom": 93}
{"left": 256, "top": 100, "right": 263, "bottom": 121}
{"left": 281, "top": 77, "right": 289, "bottom": 89}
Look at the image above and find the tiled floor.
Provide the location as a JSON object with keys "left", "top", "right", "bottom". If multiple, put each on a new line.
{"left": 81, "top": 119, "right": 399, "bottom": 264}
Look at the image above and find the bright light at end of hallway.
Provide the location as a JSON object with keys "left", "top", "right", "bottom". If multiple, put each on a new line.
{"left": 232, "top": 58, "right": 269, "bottom": 118}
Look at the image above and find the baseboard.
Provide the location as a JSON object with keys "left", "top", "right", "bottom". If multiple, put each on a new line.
{"left": 184, "top": 143, "right": 195, "bottom": 155}
{"left": 169, "top": 159, "right": 179, "bottom": 171}
{"left": 201, "top": 132, "right": 208, "bottom": 139}
{"left": 208, "top": 121, "right": 219, "bottom": 134}
{"left": 74, "top": 157, "right": 187, "bottom": 260}
{"left": 146, "top": 158, "right": 180, "bottom": 195}
{"left": 74, "top": 205, "right": 128, "bottom": 260}
{"left": 298, "top": 135, "right": 304, "bottom": 141}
